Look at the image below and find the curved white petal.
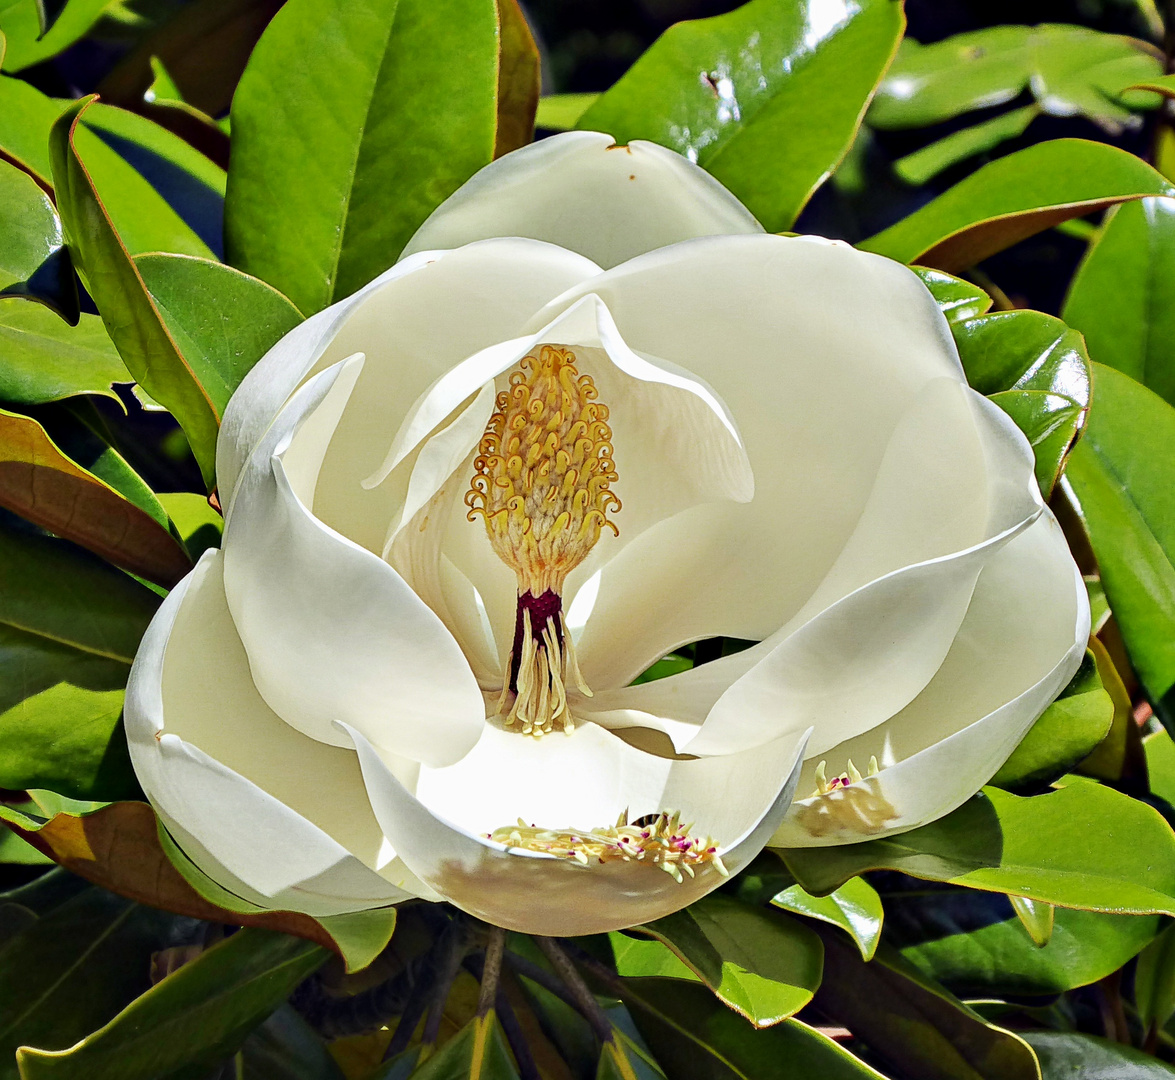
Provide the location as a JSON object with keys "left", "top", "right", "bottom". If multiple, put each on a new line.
{"left": 125, "top": 550, "right": 427, "bottom": 916}
{"left": 221, "top": 358, "right": 485, "bottom": 765}
{"left": 772, "top": 509, "right": 1090, "bottom": 848}
{"left": 340, "top": 721, "right": 808, "bottom": 935}
{"left": 401, "top": 131, "right": 764, "bottom": 269}
{"left": 529, "top": 235, "right": 971, "bottom": 684}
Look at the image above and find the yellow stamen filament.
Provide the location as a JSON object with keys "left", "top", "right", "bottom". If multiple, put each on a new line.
{"left": 486, "top": 810, "right": 727, "bottom": 882}
{"left": 467, "top": 345, "right": 620, "bottom": 736}
{"left": 810, "top": 755, "right": 880, "bottom": 798}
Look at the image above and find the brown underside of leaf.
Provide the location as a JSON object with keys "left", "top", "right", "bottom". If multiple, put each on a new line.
{"left": 9, "top": 801, "right": 350, "bottom": 958}
{"left": 0, "top": 410, "right": 191, "bottom": 588}
{"left": 493, "top": 0, "right": 540, "bottom": 159}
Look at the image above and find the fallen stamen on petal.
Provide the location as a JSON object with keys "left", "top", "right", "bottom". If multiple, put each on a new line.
{"left": 485, "top": 810, "right": 726, "bottom": 882}
{"left": 467, "top": 345, "right": 620, "bottom": 736}
{"left": 808, "top": 754, "right": 881, "bottom": 797}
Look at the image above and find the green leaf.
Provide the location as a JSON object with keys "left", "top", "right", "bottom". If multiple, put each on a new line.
{"left": 860, "top": 139, "right": 1174, "bottom": 272}
{"left": 622, "top": 977, "right": 893, "bottom": 1080}
{"left": 537, "top": 93, "right": 599, "bottom": 131}
{"left": 0, "top": 300, "right": 129, "bottom": 406}
{"left": 0, "top": 404, "right": 191, "bottom": 586}
{"left": 0, "top": 886, "right": 176, "bottom": 1076}
{"left": 597, "top": 1030, "right": 667, "bottom": 1080}
{"left": 135, "top": 253, "right": 303, "bottom": 415}
{"left": 1063, "top": 197, "right": 1175, "bottom": 409}
{"left": 771, "top": 877, "right": 883, "bottom": 961}
{"left": 885, "top": 884, "right": 1160, "bottom": 997}
{"left": 0, "top": 0, "right": 108, "bottom": 73}
{"left": 990, "top": 650, "right": 1114, "bottom": 792}
{"left": 407, "top": 1012, "right": 519, "bottom": 1079}
{"left": 611, "top": 933, "right": 698, "bottom": 982}
{"left": 158, "top": 490, "right": 222, "bottom": 562}
{"left": 1135, "top": 922, "right": 1175, "bottom": 1030}
{"left": 1010, "top": 895, "right": 1055, "bottom": 946}
{"left": 239, "top": 1005, "right": 346, "bottom": 1080}
{"left": 1065, "top": 364, "right": 1175, "bottom": 715}
{"left": 0, "top": 520, "right": 159, "bottom": 799}
{"left": 17, "top": 927, "right": 327, "bottom": 1080}
{"left": 577, "top": 0, "right": 904, "bottom": 232}
{"left": 781, "top": 781, "right": 1175, "bottom": 915}
{"left": 869, "top": 24, "right": 1161, "bottom": 131}
{"left": 1022, "top": 1030, "right": 1175, "bottom": 1079}
{"left": 50, "top": 97, "right": 221, "bottom": 488}
{"left": 951, "top": 308, "right": 1091, "bottom": 496}
{"left": 225, "top": 0, "right": 529, "bottom": 316}
{"left": 911, "top": 266, "right": 993, "bottom": 326}
{"left": 0, "top": 159, "right": 77, "bottom": 322}
{"left": 1146, "top": 729, "right": 1175, "bottom": 807}
{"left": 894, "top": 105, "right": 1040, "bottom": 187}
{"left": 638, "top": 894, "right": 823, "bottom": 1027}
{"left": 0, "top": 827, "right": 51, "bottom": 864}
{"left": 812, "top": 933, "right": 1040, "bottom": 1080}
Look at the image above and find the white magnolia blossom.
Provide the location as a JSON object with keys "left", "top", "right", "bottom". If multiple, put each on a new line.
{"left": 126, "top": 132, "right": 1089, "bottom": 936}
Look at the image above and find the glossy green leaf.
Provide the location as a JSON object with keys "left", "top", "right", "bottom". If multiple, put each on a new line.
{"left": 952, "top": 308, "right": 1091, "bottom": 495}
{"left": 895, "top": 105, "right": 1039, "bottom": 187}
{"left": 1131, "top": 74, "right": 1175, "bottom": 97}
{"left": 578, "top": 0, "right": 904, "bottom": 231}
{"left": 912, "top": 266, "right": 993, "bottom": 326}
{"left": 771, "top": 877, "right": 884, "bottom": 961}
{"left": 1022, "top": 1030, "right": 1175, "bottom": 1079}
{"left": 225, "top": 0, "right": 531, "bottom": 316}
{"left": 1064, "top": 197, "right": 1175, "bottom": 408}
{"left": 781, "top": 781, "right": 1175, "bottom": 915}
{"left": 861, "top": 139, "right": 1174, "bottom": 272}
{"left": 537, "top": 93, "right": 599, "bottom": 131}
{"left": 50, "top": 97, "right": 221, "bottom": 488}
{"left": 611, "top": 933, "right": 698, "bottom": 982}
{"left": 0, "top": 828, "right": 51, "bottom": 865}
{"left": 813, "top": 933, "right": 1040, "bottom": 1080}
{"left": 869, "top": 24, "right": 1160, "bottom": 131}
{"left": 17, "top": 927, "right": 327, "bottom": 1080}
{"left": 1065, "top": 363, "right": 1175, "bottom": 716}
{"left": 0, "top": 160, "right": 77, "bottom": 322}
{"left": 0, "top": 404, "right": 191, "bottom": 585}
{"left": 0, "top": 0, "right": 108, "bottom": 72}
{"left": 0, "top": 520, "right": 158, "bottom": 799}
{"left": 239, "top": 1005, "right": 346, "bottom": 1080}
{"left": 135, "top": 253, "right": 303, "bottom": 416}
{"left": 407, "top": 1012, "right": 519, "bottom": 1080}
{"left": 1010, "top": 895, "right": 1055, "bottom": 946}
{"left": 1146, "top": 730, "right": 1175, "bottom": 807}
{"left": 885, "top": 884, "right": 1159, "bottom": 997}
{"left": 621, "top": 979, "right": 888, "bottom": 1080}
{"left": 1136, "top": 922, "right": 1175, "bottom": 1030}
{"left": 638, "top": 894, "right": 823, "bottom": 1027}
{"left": 597, "top": 1030, "right": 667, "bottom": 1080}
{"left": 158, "top": 490, "right": 222, "bottom": 561}
{"left": 0, "top": 300, "right": 128, "bottom": 406}
{"left": 990, "top": 650, "right": 1114, "bottom": 791}
{"left": 0, "top": 887, "right": 176, "bottom": 1077}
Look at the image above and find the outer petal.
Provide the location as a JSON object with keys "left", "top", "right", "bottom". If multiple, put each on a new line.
{"left": 219, "top": 239, "right": 602, "bottom": 553}
{"left": 221, "top": 357, "right": 485, "bottom": 765}
{"left": 772, "top": 509, "right": 1090, "bottom": 847}
{"left": 341, "top": 721, "right": 808, "bottom": 935}
{"left": 530, "top": 235, "right": 972, "bottom": 683}
{"left": 401, "top": 131, "right": 764, "bottom": 269}
{"left": 126, "top": 550, "right": 428, "bottom": 917}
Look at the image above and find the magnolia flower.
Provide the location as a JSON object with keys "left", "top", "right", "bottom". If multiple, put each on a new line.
{"left": 126, "top": 132, "right": 1088, "bottom": 936}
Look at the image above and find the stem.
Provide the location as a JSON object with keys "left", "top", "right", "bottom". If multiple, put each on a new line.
{"left": 478, "top": 926, "right": 506, "bottom": 1018}
{"left": 421, "top": 920, "right": 473, "bottom": 1046}
{"left": 534, "top": 937, "right": 614, "bottom": 1045}
{"left": 502, "top": 950, "right": 587, "bottom": 1015}
{"left": 381, "top": 991, "right": 429, "bottom": 1063}
{"left": 465, "top": 950, "right": 541, "bottom": 1080}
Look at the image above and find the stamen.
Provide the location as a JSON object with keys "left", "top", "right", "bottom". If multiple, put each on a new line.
{"left": 486, "top": 810, "right": 726, "bottom": 881}
{"left": 809, "top": 755, "right": 881, "bottom": 797}
{"left": 467, "top": 345, "right": 619, "bottom": 736}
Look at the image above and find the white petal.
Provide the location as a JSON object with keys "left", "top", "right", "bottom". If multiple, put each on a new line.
{"left": 401, "top": 131, "right": 763, "bottom": 269}
{"left": 340, "top": 721, "right": 808, "bottom": 935}
{"left": 221, "top": 358, "right": 485, "bottom": 765}
{"left": 126, "top": 550, "right": 426, "bottom": 916}
{"left": 772, "top": 509, "right": 1090, "bottom": 847}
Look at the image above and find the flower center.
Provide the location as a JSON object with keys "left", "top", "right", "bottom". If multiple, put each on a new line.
{"left": 466, "top": 344, "right": 620, "bottom": 736}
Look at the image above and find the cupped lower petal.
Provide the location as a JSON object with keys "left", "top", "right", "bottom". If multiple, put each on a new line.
{"left": 340, "top": 720, "right": 808, "bottom": 935}
{"left": 126, "top": 550, "right": 428, "bottom": 917}
{"left": 529, "top": 235, "right": 972, "bottom": 682}
{"left": 771, "top": 509, "right": 1090, "bottom": 848}
{"left": 401, "top": 131, "right": 763, "bottom": 269}
{"left": 221, "top": 358, "right": 485, "bottom": 765}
